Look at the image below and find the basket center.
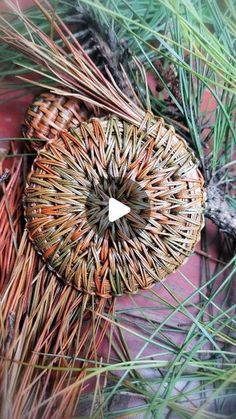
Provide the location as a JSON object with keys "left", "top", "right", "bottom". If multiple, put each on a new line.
{"left": 85, "top": 176, "right": 151, "bottom": 239}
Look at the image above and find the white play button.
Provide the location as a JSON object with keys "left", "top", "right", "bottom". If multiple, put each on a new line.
{"left": 108, "top": 198, "right": 130, "bottom": 222}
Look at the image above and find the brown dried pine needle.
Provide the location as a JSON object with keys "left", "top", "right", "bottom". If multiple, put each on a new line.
{"left": 0, "top": 0, "right": 144, "bottom": 125}
{"left": 0, "top": 230, "right": 114, "bottom": 418}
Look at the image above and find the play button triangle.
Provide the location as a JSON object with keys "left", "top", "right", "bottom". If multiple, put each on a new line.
{"left": 108, "top": 198, "right": 130, "bottom": 222}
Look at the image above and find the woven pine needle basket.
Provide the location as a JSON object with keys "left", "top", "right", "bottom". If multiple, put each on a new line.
{"left": 22, "top": 92, "right": 93, "bottom": 151}
{"left": 24, "top": 115, "right": 205, "bottom": 297}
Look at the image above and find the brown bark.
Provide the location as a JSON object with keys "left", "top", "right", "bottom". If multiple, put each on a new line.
{"left": 205, "top": 181, "right": 236, "bottom": 239}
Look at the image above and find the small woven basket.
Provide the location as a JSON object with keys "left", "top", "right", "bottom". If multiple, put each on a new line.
{"left": 24, "top": 115, "right": 205, "bottom": 297}
{"left": 22, "top": 92, "right": 93, "bottom": 151}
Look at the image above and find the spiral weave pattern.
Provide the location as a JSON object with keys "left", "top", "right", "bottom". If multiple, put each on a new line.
{"left": 24, "top": 115, "right": 205, "bottom": 297}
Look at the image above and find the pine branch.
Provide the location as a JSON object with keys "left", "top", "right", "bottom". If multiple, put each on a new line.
{"left": 152, "top": 58, "right": 236, "bottom": 238}
{"left": 66, "top": 1, "right": 137, "bottom": 103}
{"left": 205, "top": 170, "right": 236, "bottom": 239}
{"left": 0, "top": 169, "right": 10, "bottom": 184}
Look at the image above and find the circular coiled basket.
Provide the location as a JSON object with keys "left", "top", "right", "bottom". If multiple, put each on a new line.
{"left": 24, "top": 115, "right": 205, "bottom": 297}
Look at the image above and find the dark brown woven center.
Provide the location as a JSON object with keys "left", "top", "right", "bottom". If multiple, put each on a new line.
{"left": 85, "top": 176, "right": 151, "bottom": 238}
{"left": 24, "top": 115, "right": 205, "bottom": 297}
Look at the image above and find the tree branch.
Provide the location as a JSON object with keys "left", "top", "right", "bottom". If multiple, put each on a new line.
{"left": 205, "top": 179, "right": 236, "bottom": 238}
